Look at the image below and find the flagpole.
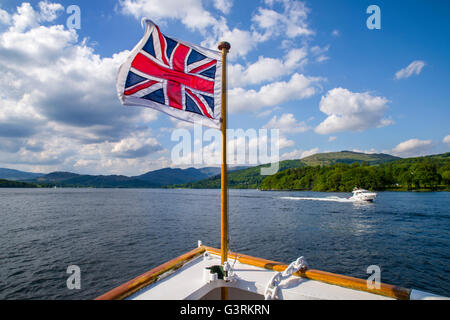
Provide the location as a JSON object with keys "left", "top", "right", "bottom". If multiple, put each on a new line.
{"left": 218, "top": 41, "right": 230, "bottom": 300}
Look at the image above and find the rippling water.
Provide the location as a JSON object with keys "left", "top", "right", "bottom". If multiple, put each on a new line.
{"left": 0, "top": 188, "right": 449, "bottom": 299}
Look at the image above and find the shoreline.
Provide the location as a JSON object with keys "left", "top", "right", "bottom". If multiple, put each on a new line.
{"left": 1, "top": 186, "right": 449, "bottom": 192}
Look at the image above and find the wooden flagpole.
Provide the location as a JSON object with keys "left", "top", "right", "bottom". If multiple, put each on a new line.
{"left": 218, "top": 41, "right": 230, "bottom": 265}
{"left": 218, "top": 41, "right": 230, "bottom": 300}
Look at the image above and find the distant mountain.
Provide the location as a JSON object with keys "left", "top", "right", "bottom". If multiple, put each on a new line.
{"left": 0, "top": 168, "right": 44, "bottom": 181}
{"left": 35, "top": 172, "right": 80, "bottom": 182}
{"left": 174, "top": 151, "right": 402, "bottom": 189}
{"left": 26, "top": 167, "right": 224, "bottom": 188}
{"left": 134, "top": 167, "right": 220, "bottom": 186}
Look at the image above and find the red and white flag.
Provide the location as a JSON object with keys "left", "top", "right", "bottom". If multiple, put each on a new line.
{"left": 117, "top": 19, "right": 222, "bottom": 129}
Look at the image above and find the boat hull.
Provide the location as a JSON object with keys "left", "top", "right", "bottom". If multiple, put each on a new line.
{"left": 94, "top": 245, "right": 447, "bottom": 300}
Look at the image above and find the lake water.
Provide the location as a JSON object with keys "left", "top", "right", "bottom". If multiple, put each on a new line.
{"left": 0, "top": 188, "right": 449, "bottom": 299}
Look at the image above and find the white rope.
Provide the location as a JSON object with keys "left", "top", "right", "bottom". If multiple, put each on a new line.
{"left": 264, "top": 256, "right": 308, "bottom": 300}
{"left": 223, "top": 261, "right": 237, "bottom": 282}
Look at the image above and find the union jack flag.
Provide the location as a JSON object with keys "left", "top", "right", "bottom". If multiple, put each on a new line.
{"left": 117, "top": 19, "right": 222, "bottom": 129}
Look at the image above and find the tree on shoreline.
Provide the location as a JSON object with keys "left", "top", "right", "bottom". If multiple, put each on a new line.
{"left": 260, "top": 158, "right": 449, "bottom": 192}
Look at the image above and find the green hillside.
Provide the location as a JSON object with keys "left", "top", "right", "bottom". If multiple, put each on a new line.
{"left": 261, "top": 152, "right": 450, "bottom": 192}
{"left": 300, "top": 151, "right": 400, "bottom": 166}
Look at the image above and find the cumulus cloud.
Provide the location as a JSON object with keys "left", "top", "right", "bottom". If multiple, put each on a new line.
{"left": 352, "top": 148, "right": 378, "bottom": 154}
{"left": 213, "top": 0, "right": 233, "bottom": 14}
{"left": 38, "top": 1, "right": 64, "bottom": 22}
{"left": 229, "top": 47, "right": 307, "bottom": 88}
{"left": 229, "top": 73, "right": 323, "bottom": 113}
{"left": 315, "top": 88, "right": 393, "bottom": 135}
{"left": 391, "top": 139, "right": 433, "bottom": 157}
{"left": 252, "top": 0, "right": 314, "bottom": 39}
{"left": 328, "top": 136, "right": 337, "bottom": 142}
{"left": 112, "top": 133, "right": 163, "bottom": 158}
{"left": 395, "top": 60, "right": 426, "bottom": 80}
{"left": 0, "top": 8, "right": 11, "bottom": 25}
{"left": 0, "top": 21, "right": 147, "bottom": 133}
{"left": 119, "top": 0, "right": 218, "bottom": 32}
{"left": 443, "top": 135, "right": 450, "bottom": 147}
{"left": 310, "top": 45, "right": 330, "bottom": 63}
{"left": 263, "top": 113, "right": 310, "bottom": 134}
{"left": 201, "top": 22, "right": 258, "bottom": 59}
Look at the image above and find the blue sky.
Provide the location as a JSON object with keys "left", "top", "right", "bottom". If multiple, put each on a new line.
{"left": 0, "top": 0, "right": 449, "bottom": 175}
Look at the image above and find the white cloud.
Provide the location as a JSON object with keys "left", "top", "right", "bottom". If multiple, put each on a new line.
{"left": 38, "top": 1, "right": 64, "bottom": 22}
{"left": 257, "top": 109, "right": 274, "bottom": 118}
{"left": 300, "top": 147, "right": 319, "bottom": 158}
{"left": 213, "top": 0, "right": 233, "bottom": 14}
{"left": 352, "top": 148, "right": 378, "bottom": 154}
{"left": 229, "top": 47, "right": 307, "bottom": 88}
{"left": 310, "top": 45, "right": 327, "bottom": 56}
{"left": 252, "top": 8, "right": 281, "bottom": 29}
{"left": 112, "top": 132, "right": 162, "bottom": 158}
{"left": 315, "top": 88, "right": 393, "bottom": 135}
{"left": 5, "top": 2, "right": 63, "bottom": 32}
{"left": 316, "top": 55, "right": 329, "bottom": 63}
{"left": 264, "top": 113, "right": 310, "bottom": 134}
{"left": 9, "top": 2, "right": 40, "bottom": 32}
{"left": 443, "top": 135, "right": 450, "bottom": 147}
{"left": 310, "top": 45, "right": 330, "bottom": 63}
{"left": 278, "top": 135, "right": 295, "bottom": 149}
{"left": 202, "top": 22, "right": 258, "bottom": 59}
{"left": 331, "top": 29, "right": 339, "bottom": 36}
{"left": 0, "top": 8, "right": 11, "bottom": 25}
{"left": 253, "top": 0, "right": 314, "bottom": 39}
{"left": 395, "top": 60, "right": 426, "bottom": 80}
{"left": 391, "top": 139, "right": 433, "bottom": 157}
{"left": 119, "top": 0, "right": 218, "bottom": 33}
{"left": 328, "top": 136, "right": 337, "bottom": 142}
{"left": 229, "top": 73, "right": 323, "bottom": 113}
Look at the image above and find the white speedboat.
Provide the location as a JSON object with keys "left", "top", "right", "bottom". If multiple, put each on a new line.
{"left": 349, "top": 188, "right": 377, "bottom": 202}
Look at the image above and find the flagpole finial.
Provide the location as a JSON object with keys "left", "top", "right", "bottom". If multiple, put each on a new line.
{"left": 218, "top": 42, "right": 231, "bottom": 52}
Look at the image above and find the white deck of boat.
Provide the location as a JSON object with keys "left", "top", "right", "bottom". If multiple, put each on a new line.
{"left": 128, "top": 252, "right": 394, "bottom": 300}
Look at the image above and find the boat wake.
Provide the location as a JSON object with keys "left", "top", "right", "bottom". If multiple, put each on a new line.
{"left": 280, "top": 196, "right": 355, "bottom": 203}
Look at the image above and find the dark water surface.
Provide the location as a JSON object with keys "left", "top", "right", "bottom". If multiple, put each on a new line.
{"left": 0, "top": 188, "right": 449, "bottom": 299}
